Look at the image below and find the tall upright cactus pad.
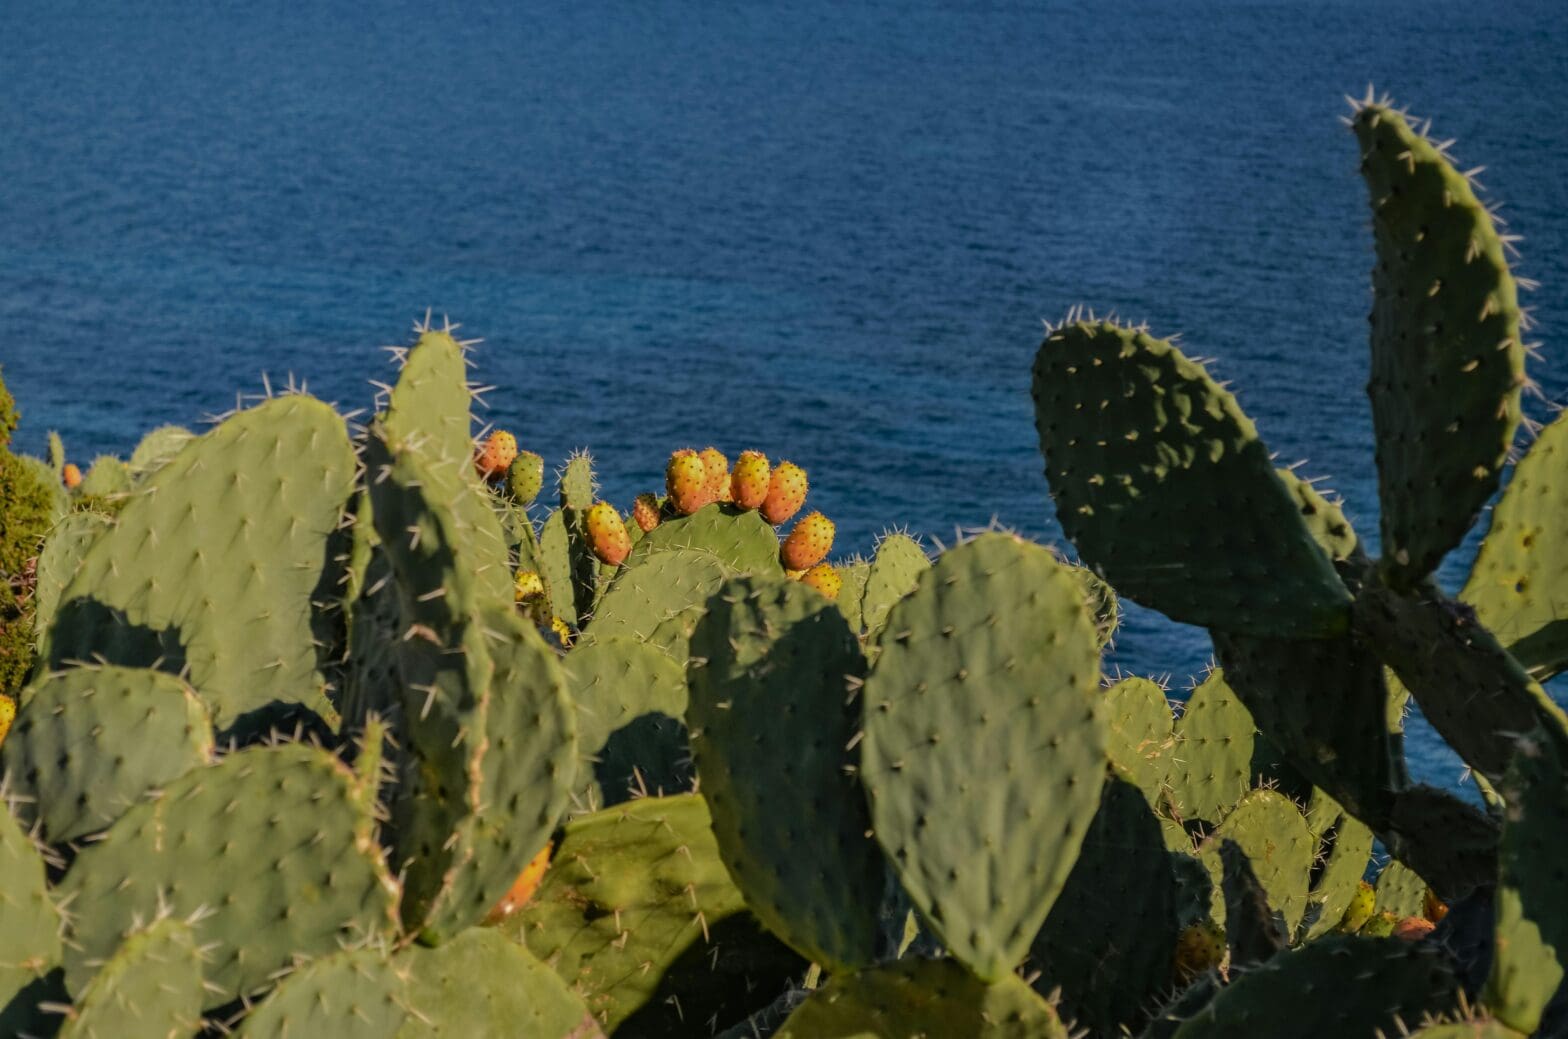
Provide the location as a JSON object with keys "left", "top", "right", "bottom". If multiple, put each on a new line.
{"left": 1028, "top": 774, "right": 1182, "bottom": 1038}
{"left": 56, "top": 742, "right": 399, "bottom": 1004}
{"left": 383, "top": 327, "right": 475, "bottom": 467}
{"left": 1171, "top": 935, "right": 1460, "bottom": 1037}
{"left": 29, "top": 511, "right": 110, "bottom": 654}
{"left": 565, "top": 636, "right": 691, "bottom": 807}
{"left": 584, "top": 548, "right": 733, "bottom": 664}
{"left": 1, "top": 666, "right": 214, "bottom": 843}
{"left": 558, "top": 452, "right": 602, "bottom": 621}
{"left": 507, "top": 795, "right": 805, "bottom": 1035}
{"left": 623, "top": 504, "right": 781, "bottom": 575}
{"left": 1164, "top": 670, "right": 1256, "bottom": 825}
{"left": 1462, "top": 409, "right": 1568, "bottom": 679}
{"left": 835, "top": 559, "right": 871, "bottom": 632}
{"left": 1352, "top": 100, "right": 1524, "bottom": 584}
{"left": 125, "top": 424, "right": 194, "bottom": 481}
{"left": 235, "top": 946, "right": 410, "bottom": 1039}
{"left": 0, "top": 799, "right": 61, "bottom": 1013}
{"left": 1102, "top": 676, "right": 1177, "bottom": 802}
{"left": 859, "top": 532, "right": 928, "bottom": 647}
{"left": 1031, "top": 319, "right": 1352, "bottom": 636}
{"left": 42, "top": 396, "right": 356, "bottom": 730}
{"left": 1303, "top": 800, "right": 1374, "bottom": 940}
{"left": 57, "top": 915, "right": 204, "bottom": 1039}
{"left": 774, "top": 958, "right": 1067, "bottom": 1039}
{"left": 1484, "top": 738, "right": 1568, "bottom": 1035}
{"left": 1196, "top": 790, "right": 1315, "bottom": 935}
{"left": 539, "top": 510, "right": 579, "bottom": 628}
{"left": 1219, "top": 840, "right": 1288, "bottom": 967}
{"left": 687, "top": 577, "right": 882, "bottom": 970}
{"left": 398, "top": 927, "right": 601, "bottom": 1038}
{"left": 861, "top": 533, "right": 1105, "bottom": 981}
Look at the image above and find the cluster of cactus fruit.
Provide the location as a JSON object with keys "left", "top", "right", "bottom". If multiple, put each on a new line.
{"left": 0, "top": 87, "right": 1564, "bottom": 1037}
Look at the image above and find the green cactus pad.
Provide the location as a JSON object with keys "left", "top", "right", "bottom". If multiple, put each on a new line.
{"left": 1484, "top": 738, "right": 1568, "bottom": 1034}
{"left": 29, "top": 511, "right": 110, "bottom": 655}
{"left": 861, "top": 533, "right": 1105, "bottom": 981}
{"left": 622, "top": 504, "right": 781, "bottom": 576}
{"left": 1408, "top": 1023, "right": 1528, "bottom": 1039}
{"left": 1375, "top": 859, "right": 1429, "bottom": 920}
{"left": 1, "top": 665, "right": 213, "bottom": 843}
{"left": 507, "top": 794, "right": 805, "bottom": 1035}
{"left": 383, "top": 327, "right": 475, "bottom": 467}
{"left": 835, "top": 558, "right": 870, "bottom": 632}
{"left": 1070, "top": 561, "right": 1120, "bottom": 649}
{"left": 1303, "top": 800, "right": 1374, "bottom": 941}
{"left": 859, "top": 532, "right": 928, "bottom": 647}
{"left": 1462, "top": 409, "right": 1568, "bottom": 679}
{"left": 1103, "top": 676, "right": 1178, "bottom": 802}
{"left": 584, "top": 548, "right": 732, "bottom": 664}
{"left": 1275, "top": 468, "right": 1360, "bottom": 565}
{"left": 1196, "top": 789, "right": 1314, "bottom": 934}
{"left": 1164, "top": 670, "right": 1256, "bottom": 825}
{"left": 556, "top": 454, "right": 602, "bottom": 621}
{"left": 58, "top": 915, "right": 204, "bottom": 1039}
{"left": 1210, "top": 630, "right": 1400, "bottom": 827}
{"left": 1028, "top": 774, "right": 1181, "bottom": 1038}
{"left": 43, "top": 396, "right": 356, "bottom": 729}
{"left": 558, "top": 451, "right": 596, "bottom": 513}
{"left": 1171, "top": 934, "right": 1460, "bottom": 1038}
{"left": 57, "top": 742, "right": 398, "bottom": 1004}
{"left": 1353, "top": 102, "right": 1524, "bottom": 584}
{"left": 76, "top": 455, "right": 130, "bottom": 500}
{"left": 235, "top": 946, "right": 409, "bottom": 1039}
{"left": 0, "top": 798, "right": 62, "bottom": 1013}
{"left": 687, "top": 576, "right": 881, "bottom": 970}
{"left": 1032, "top": 318, "right": 1352, "bottom": 636}
{"left": 539, "top": 509, "right": 578, "bottom": 628}
{"left": 125, "top": 424, "right": 193, "bottom": 481}
{"left": 565, "top": 636, "right": 691, "bottom": 807}
{"left": 774, "top": 958, "right": 1067, "bottom": 1038}
{"left": 398, "top": 926, "right": 600, "bottom": 1038}
{"left": 1353, "top": 576, "right": 1568, "bottom": 783}
{"left": 1219, "top": 839, "right": 1287, "bottom": 966}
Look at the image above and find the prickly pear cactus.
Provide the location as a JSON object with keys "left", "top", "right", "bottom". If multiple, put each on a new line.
{"left": 0, "top": 796, "right": 62, "bottom": 1015}
{"left": 1196, "top": 789, "right": 1315, "bottom": 935}
{"left": 623, "top": 503, "right": 780, "bottom": 575}
{"left": 28, "top": 510, "right": 109, "bottom": 654}
{"left": 1164, "top": 670, "right": 1256, "bottom": 826}
{"left": 235, "top": 945, "right": 409, "bottom": 1039}
{"left": 564, "top": 636, "right": 691, "bottom": 807}
{"left": 1103, "top": 676, "right": 1177, "bottom": 803}
{"left": 57, "top": 914, "right": 205, "bottom": 1039}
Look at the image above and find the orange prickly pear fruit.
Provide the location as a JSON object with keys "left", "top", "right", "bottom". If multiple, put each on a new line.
{"left": 666, "top": 449, "right": 710, "bottom": 515}
{"left": 62, "top": 463, "right": 82, "bottom": 490}
{"left": 475, "top": 431, "right": 518, "bottom": 480}
{"left": 0, "top": 695, "right": 14, "bottom": 748}
{"left": 730, "top": 451, "right": 771, "bottom": 510}
{"left": 1422, "top": 888, "right": 1448, "bottom": 923}
{"left": 699, "top": 447, "right": 729, "bottom": 503}
{"left": 1173, "top": 920, "right": 1225, "bottom": 981}
{"left": 800, "top": 562, "right": 841, "bottom": 601}
{"left": 1392, "top": 916, "right": 1435, "bottom": 941}
{"left": 632, "top": 493, "right": 662, "bottom": 533}
{"left": 760, "top": 461, "right": 807, "bottom": 525}
{"left": 483, "top": 841, "right": 554, "bottom": 924}
{"left": 586, "top": 502, "right": 632, "bottom": 567}
{"left": 780, "top": 511, "right": 834, "bottom": 571}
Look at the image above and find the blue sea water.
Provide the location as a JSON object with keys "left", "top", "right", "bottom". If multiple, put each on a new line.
{"left": 2, "top": 1, "right": 1565, "bottom": 791}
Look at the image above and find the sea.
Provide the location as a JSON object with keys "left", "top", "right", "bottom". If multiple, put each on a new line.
{"left": 2, "top": 0, "right": 1565, "bottom": 792}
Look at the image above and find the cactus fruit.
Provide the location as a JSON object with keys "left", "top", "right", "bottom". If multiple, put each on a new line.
{"left": 1362, "top": 911, "right": 1398, "bottom": 938}
{"left": 60, "top": 463, "right": 80, "bottom": 489}
{"left": 1423, "top": 888, "right": 1448, "bottom": 923}
{"left": 1174, "top": 921, "right": 1227, "bottom": 981}
{"left": 760, "top": 460, "right": 807, "bottom": 526}
{"left": 780, "top": 511, "right": 834, "bottom": 571}
{"left": 0, "top": 694, "right": 11, "bottom": 748}
{"left": 475, "top": 430, "right": 518, "bottom": 480}
{"left": 665, "top": 449, "right": 710, "bottom": 516}
{"left": 507, "top": 450, "right": 545, "bottom": 505}
{"left": 700, "top": 446, "right": 730, "bottom": 503}
{"left": 799, "top": 562, "right": 841, "bottom": 600}
{"left": 632, "top": 493, "right": 661, "bottom": 532}
{"left": 549, "top": 615, "right": 573, "bottom": 647}
{"left": 484, "top": 842, "right": 554, "bottom": 925}
{"left": 515, "top": 569, "right": 546, "bottom": 603}
{"left": 585, "top": 502, "right": 631, "bottom": 567}
{"left": 1393, "top": 916, "right": 1436, "bottom": 941}
{"left": 730, "top": 450, "right": 771, "bottom": 510}
{"left": 1340, "top": 881, "right": 1376, "bottom": 934}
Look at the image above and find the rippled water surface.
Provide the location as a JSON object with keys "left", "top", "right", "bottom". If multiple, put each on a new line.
{"left": 3, "top": 1, "right": 1566, "bottom": 789}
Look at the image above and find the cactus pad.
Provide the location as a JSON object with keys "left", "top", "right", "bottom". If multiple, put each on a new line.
{"left": 235, "top": 946, "right": 410, "bottom": 1038}
{"left": 1, "top": 665, "right": 214, "bottom": 843}
{"left": 1352, "top": 101, "right": 1524, "bottom": 583}
{"left": 1196, "top": 789, "right": 1314, "bottom": 934}
{"left": 0, "top": 798, "right": 61, "bottom": 1013}
{"left": 585, "top": 548, "right": 732, "bottom": 664}
{"left": 58, "top": 915, "right": 204, "bottom": 1039}
{"left": 29, "top": 511, "right": 109, "bottom": 654}
{"left": 564, "top": 636, "right": 691, "bottom": 807}
{"left": 623, "top": 504, "right": 780, "bottom": 575}
{"left": 861, "top": 533, "right": 1104, "bottom": 981}
{"left": 399, "top": 926, "right": 600, "bottom": 1038}
{"left": 1103, "top": 676, "right": 1177, "bottom": 802}
{"left": 859, "top": 532, "right": 928, "bottom": 645}
{"left": 687, "top": 576, "right": 881, "bottom": 970}
{"left": 1032, "top": 318, "right": 1352, "bottom": 636}
{"left": 1165, "top": 670, "right": 1256, "bottom": 825}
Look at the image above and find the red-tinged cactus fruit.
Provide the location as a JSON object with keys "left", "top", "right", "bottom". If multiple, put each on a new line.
{"left": 61, "top": 463, "right": 82, "bottom": 490}
{"left": 482, "top": 841, "right": 554, "bottom": 925}
{"left": 586, "top": 501, "right": 632, "bottom": 567}
{"left": 1392, "top": 916, "right": 1436, "bottom": 941}
{"left": 760, "top": 460, "right": 808, "bottom": 525}
{"left": 1422, "top": 888, "right": 1448, "bottom": 924}
{"left": 475, "top": 430, "right": 518, "bottom": 481}
{"left": 666, "top": 449, "right": 710, "bottom": 516}
{"left": 800, "top": 562, "right": 842, "bottom": 601}
{"left": 780, "top": 511, "right": 834, "bottom": 571}
{"left": 730, "top": 451, "right": 771, "bottom": 510}
{"left": 1173, "top": 920, "right": 1225, "bottom": 980}
{"left": 632, "top": 493, "right": 662, "bottom": 533}
{"left": 700, "top": 447, "right": 729, "bottom": 504}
